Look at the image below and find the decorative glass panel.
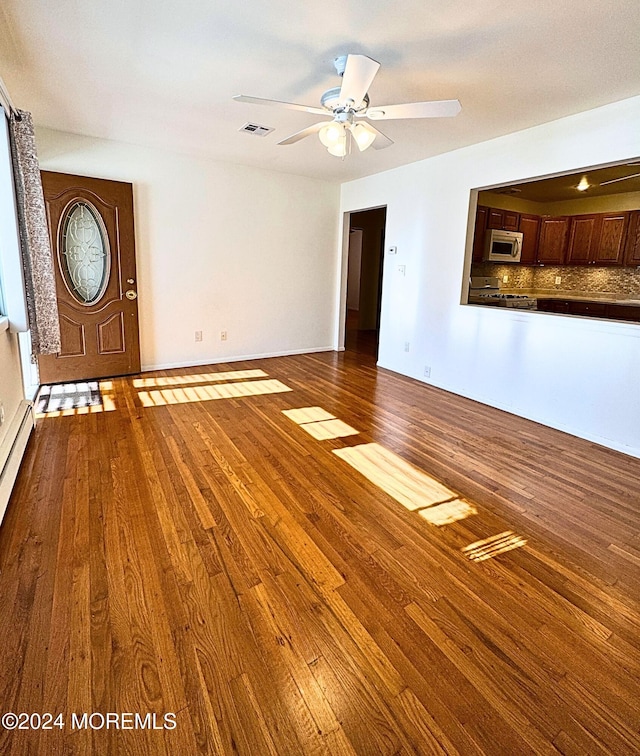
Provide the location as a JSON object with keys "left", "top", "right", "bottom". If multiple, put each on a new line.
{"left": 61, "top": 201, "right": 109, "bottom": 304}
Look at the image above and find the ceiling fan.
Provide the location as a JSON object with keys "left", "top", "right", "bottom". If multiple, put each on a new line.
{"left": 233, "top": 54, "right": 461, "bottom": 158}
{"left": 599, "top": 162, "right": 640, "bottom": 186}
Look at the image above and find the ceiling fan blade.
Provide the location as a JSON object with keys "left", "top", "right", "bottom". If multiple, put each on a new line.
{"left": 366, "top": 124, "right": 394, "bottom": 150}
{"left": 339, "top": 55, "right": 380, "bottom": 107}
{"left": 233, "top": 94, "right": 327, "bottom": 116}
{"left": 366, "top": 99, "right": 462, "bottom": 120}
{"left": 277, "top": 121, "right": 329, "bottom": 146}
{"left": 600, "top": 172, "right": 640, "bottom": 186}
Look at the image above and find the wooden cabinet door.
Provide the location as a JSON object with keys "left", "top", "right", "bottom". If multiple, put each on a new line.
{"left": 472, "top": 206, "right": 488, "bottom": 262}
{"left": 487, "top": 208, "right": 504, "bottom": 230}
{"left": 566, "top": 214, "right": 600, "bottom": 265}
{"left": 502, "top": 210, "right": 520, "bottom": 231}
{"left": 537, "top": 299, "right": 571, "bottom": 313}
{"left": 594, "top": 212, "right": 628, "bottom": 265}
{"left": 624, "top": 210, "right": 640, "bottom": 266}
{"left": 486, "top": 207, "right": 520, "bottom": 232}
{"left": 518, "top": 214, "right": 540, "bottom": 265}
{"left": 606, "top": 304, "right": 640, "bottom": 322}
{"left": 569, "top": 301, "right": 607, "bottom": 317}
{"left": 537, "top": 217, "right": 569, "bottom": 265}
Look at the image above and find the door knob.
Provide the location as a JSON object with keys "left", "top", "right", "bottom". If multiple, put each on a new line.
{"left": 125, "top": 289, "right": 137, "bottom": 300}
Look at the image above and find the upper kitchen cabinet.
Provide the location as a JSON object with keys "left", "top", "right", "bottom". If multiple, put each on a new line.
{"left": 566, "top": 214, "right": 601, "bottom": 265}
{"left": 537, "top": 216, "right": 570, "bottom": 265}
{"left": 625, "top": 210, "right": 640, "bottom": 266}
{"left": 566, "top": 212, "right": 628, "bottom": 265}
{"left": 469, "top": 159, "right": 640, "bottom": 271}
{"left": 595, "top": 212, "right": 628, "bottom": 265}
{"left": 472, "top": 205, "right": 488, "bottom": 262}
{"left": 487, "top": 207, "right": 520, "bottom": 231}
{"left": 518, "top": 213, "right": 541, "bottom": 265}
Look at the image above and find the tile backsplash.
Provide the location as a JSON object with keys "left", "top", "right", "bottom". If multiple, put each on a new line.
{"left": 472, "top": 263, "right": 640, "bottom": 298}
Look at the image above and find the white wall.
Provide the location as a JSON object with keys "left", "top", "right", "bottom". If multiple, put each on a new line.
{"left": 0, "top": 327, "right": 26, "bottom": 446}
{"left": 340, "top": 96, "right": 640, "bottom": 458}
{"left": 35, "top": 128, "right": 340, "bottom": 370}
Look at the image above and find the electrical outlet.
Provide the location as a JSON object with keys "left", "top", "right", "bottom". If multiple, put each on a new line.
{"left": 404, "top": 341, "right": 410, "bottom": 352}
{"left": 424, "top": 366, "right": 431, "bottom": 378}
{"left": 220, "top": 331, "right": 228, "bottom": 341}
{"left": 195, "top": 330, "right": 203, "bottom": 342}
{"left": 555, "top": 276, "right": 562, "bottom": 285}
{"left": 502, "top": 275, "right": 509, "bottom": 283}
{"left": 398, "top": 265, "right": 406, "bottom": 276}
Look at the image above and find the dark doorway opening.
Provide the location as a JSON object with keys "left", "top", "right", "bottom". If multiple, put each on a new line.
{"left": 345, "top": 207, "right": 386, "bottom": 359}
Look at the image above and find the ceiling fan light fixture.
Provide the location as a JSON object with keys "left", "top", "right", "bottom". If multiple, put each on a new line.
{"left": 319, "top": 122, "right": 344, "bottom": 147}
{"left": 350, "top": 122, "right": 376, "bottom": 151}
{"left": 327, "top": 132, "right": 348, "bottom": 157}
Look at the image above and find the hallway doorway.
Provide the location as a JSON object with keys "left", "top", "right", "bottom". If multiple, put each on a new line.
{"left": 344, "top": 207, "right": 386, "bottom": 359}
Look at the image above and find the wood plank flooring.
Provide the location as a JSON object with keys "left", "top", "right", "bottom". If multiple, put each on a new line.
{"left": 1, "top": 349, "right": 640, "bottom": 754}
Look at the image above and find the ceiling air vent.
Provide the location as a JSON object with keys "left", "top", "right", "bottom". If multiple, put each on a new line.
{"left": 239, "top": 122, "right": 274, "bottom": 137}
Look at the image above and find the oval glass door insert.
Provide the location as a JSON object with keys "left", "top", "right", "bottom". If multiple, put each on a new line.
{"left": 61, "top": 201, "right": 110, "bottom": 304}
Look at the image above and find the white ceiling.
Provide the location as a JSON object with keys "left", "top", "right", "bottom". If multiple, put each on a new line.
{"left": 1, "top": 0, "right": 639, "bottom": 183}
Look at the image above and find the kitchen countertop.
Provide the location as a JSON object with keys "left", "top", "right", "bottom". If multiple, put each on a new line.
{"left": 502, "top": 291, "right": 640, "bottom": 305}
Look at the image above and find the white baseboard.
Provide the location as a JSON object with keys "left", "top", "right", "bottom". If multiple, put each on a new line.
{"left": 0, "top": 401, "right": 35, "bottom": 526}
{"left": 141, "top": 346, "right": 335, "bottom": 373}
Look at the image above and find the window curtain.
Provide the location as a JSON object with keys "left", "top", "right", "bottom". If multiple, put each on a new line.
{"left": 9, "top": 109, "right": 60, "bottom": 355}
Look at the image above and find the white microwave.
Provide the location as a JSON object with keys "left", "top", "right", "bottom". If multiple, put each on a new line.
{"left": 484, "top": 229, "right": 523, "bottom": 263}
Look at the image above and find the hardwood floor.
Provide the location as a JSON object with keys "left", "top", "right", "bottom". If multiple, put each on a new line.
{"left": 1, "top": 350, "right": 639, "bottom": 754}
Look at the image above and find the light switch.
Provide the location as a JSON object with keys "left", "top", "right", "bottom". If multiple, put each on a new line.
{"left": 387, "top": 246, "right": 397, "bottom": 255}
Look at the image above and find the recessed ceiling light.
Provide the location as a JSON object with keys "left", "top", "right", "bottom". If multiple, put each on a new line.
{"left": 576, "top": 176, "right": 590, "bottom": 191}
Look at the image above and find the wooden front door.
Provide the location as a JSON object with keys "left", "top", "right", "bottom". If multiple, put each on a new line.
{"left": 38, "top": 171, "right": 141, "bottom": 383}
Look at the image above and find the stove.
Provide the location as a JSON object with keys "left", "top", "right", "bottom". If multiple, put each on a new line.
{"left": 468, "top": 277, "right": 537, "bottom": 310}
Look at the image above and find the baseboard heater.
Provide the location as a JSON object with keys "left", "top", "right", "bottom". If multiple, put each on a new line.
{"left": 0, "top": 400, "right": 35, "bottom": 526}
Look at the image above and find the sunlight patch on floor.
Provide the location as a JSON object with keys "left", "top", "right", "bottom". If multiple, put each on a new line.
{"left": 133, "top": 369, "right": 268, "bottom": 388}
{"left": 282, "top": 406, "right": 359, "bottom": 440}
{"left": 299, "top": 418, "right": 360, "bottom": 441}
{"left": 463, "top": 531, "right": 527, "bottom": 562}
{"left": 418, "top": 499, "right": 478, "bottom": 526}
{"left": 138, "top": 379, "right": 292, "bottom": 407}
{"left": 333, "top": 443, "right": 457, "bottom": 511}
{"left": 282, "top": 407, "right": 336, "bottom": 424}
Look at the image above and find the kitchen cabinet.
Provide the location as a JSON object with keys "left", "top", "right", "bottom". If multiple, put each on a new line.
{"left": 518, "top": 214, "right": 540, "bottom": 265}
{"left": 607, "top": 303, "right": 640, "bottom": 322}
{"left": 566, "top": 214, "right": 600, "bottom": 265}
{"left": 625, "top": 210, "right": 640, "bottom": 266}
{"left": 595, "top": 212, "right": 628, "bottom": 265}
{"left": 473, "top": 206, "right": 639, "bottom": 267}
{"left": 536, "top": 299, "right": 570, "bottom": 314}
{"left": 536, "top": 298, "right": 640, "bottom": 322}
{"left": 472, "top": 206, "right": 488, "bottom": 262}
{"left": 487, "top": 208, "right": 520, "bottom": 231}
{"left": 567, "top": 301, "right": 607, "bottom": 317}
{"left": 563, "top": 212, "right": 627, "bottom": 266}
{"left": 537, "top": 217, "right": 570, "bottom": 265}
